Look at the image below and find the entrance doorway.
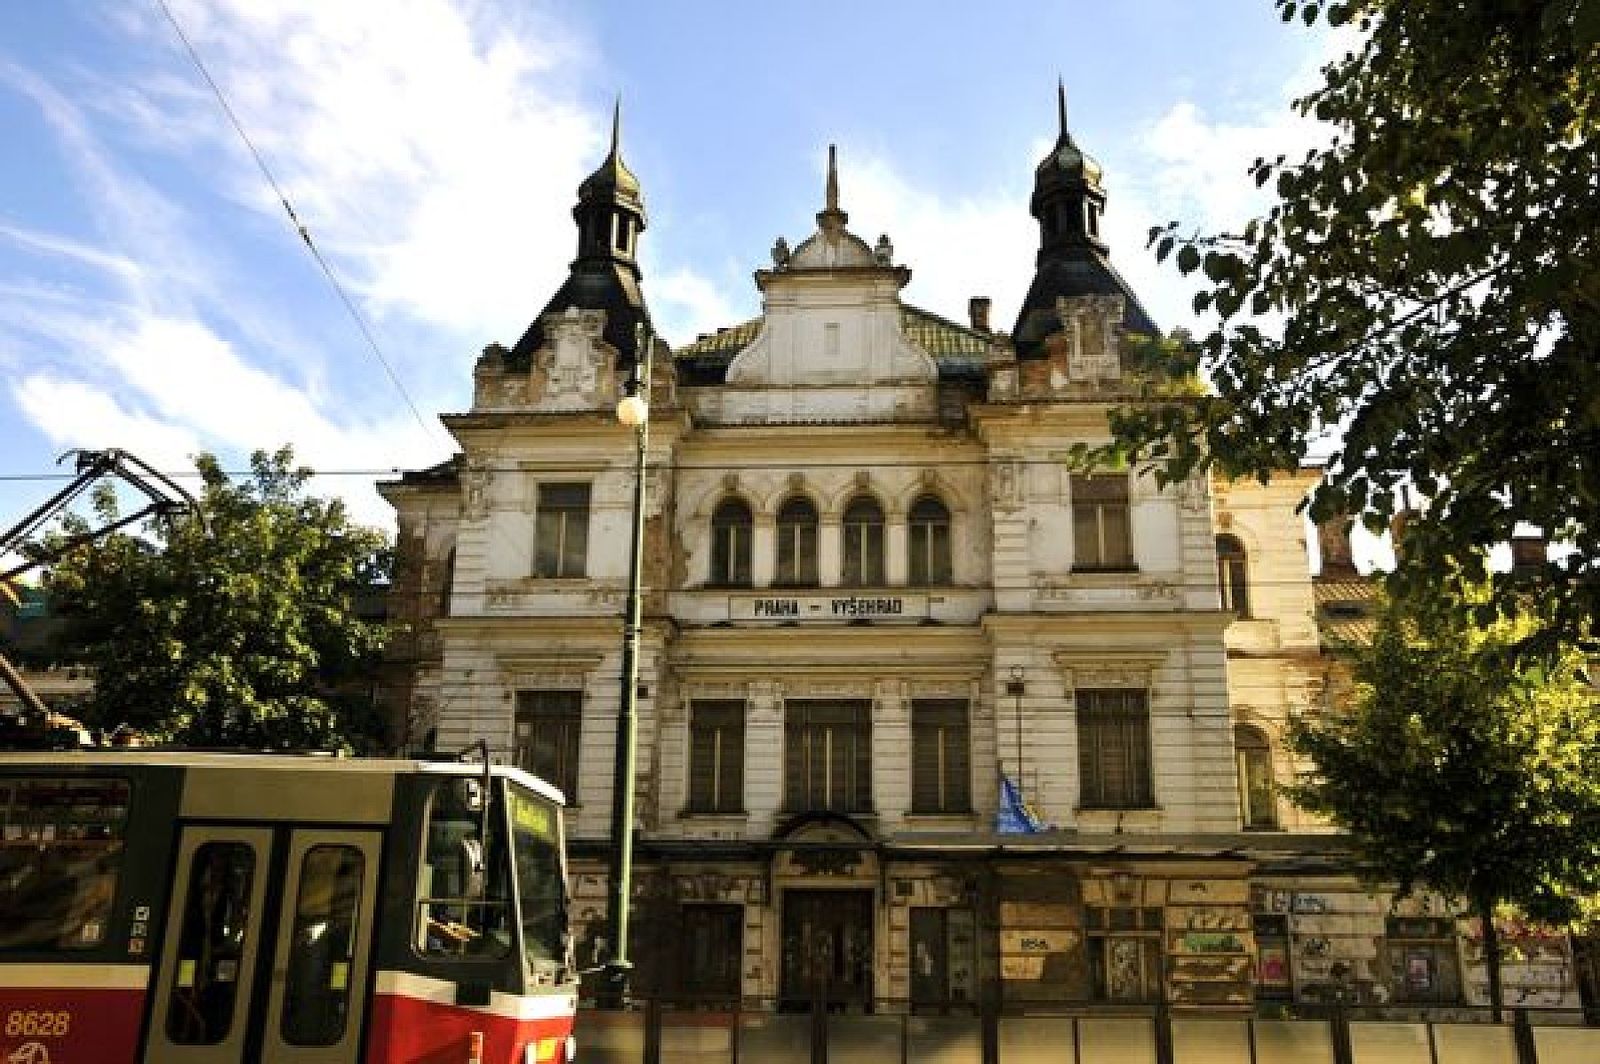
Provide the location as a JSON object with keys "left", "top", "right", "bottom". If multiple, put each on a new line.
{"left": 780, "top": 890, "right": 874, "bottom": 1012}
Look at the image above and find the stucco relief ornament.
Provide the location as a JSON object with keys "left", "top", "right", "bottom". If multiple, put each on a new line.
{"left": 463, "top": 461, "right": 492, "bottom": 519}
{"left": 991, "top": 460, "right": 1021, "bottom": 509}
{"left": 771, "top": 236, "right": 790, "bottom": 268}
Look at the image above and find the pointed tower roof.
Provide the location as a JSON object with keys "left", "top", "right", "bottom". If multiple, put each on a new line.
{"left": 577, "top": 97, "right": 644, "bottom": 212}
{"left": 1012, "top": 83, "right": 1157, "bottom": 354}
{"left": 787, "top": 144, "right": 877, "bottom": 269}
{"left": 508, "top": 97, "right": 654, "bottom": 367}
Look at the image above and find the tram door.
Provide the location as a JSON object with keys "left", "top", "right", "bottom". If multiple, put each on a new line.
{"left": 144, "top": 825, "right": 382, "bottom": 1063}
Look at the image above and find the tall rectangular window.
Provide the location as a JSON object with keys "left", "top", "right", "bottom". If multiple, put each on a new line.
{"left": 513, "top": 691, "right": 582, "bottom": 801}
{"left": 784, "top": 701, "right": 872, "bottom": 812}
{"left": 911, "top": 700, "right": 972, "bottom": 814}
{"left": 1386, "top": 917, "right": 1463, "bottom": 1004}
{"left": 534, "top": 483, "right": 590, "bottom": 578}
{"left": 688, "top": 701, "right": 745, "bottom": 814}
{"left": 1072, "top": 475, "right": 1133, "bottom": 570}
{"left": 1076, "top": 689, "right": 1153, "bottom": 809}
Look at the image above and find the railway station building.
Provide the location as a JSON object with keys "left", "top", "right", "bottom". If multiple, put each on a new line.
{"left": 379, "top": 101, "right": 1597, "bottom": 1017}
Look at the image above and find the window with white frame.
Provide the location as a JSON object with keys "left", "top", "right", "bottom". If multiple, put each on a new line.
{"left": 1071, "top": 474, "right": 1133, "bottom": 570}
{"left": 908, "top": 495, "right": 953, "bottom": 586}
{"left": 534, "top": 483, "right": 590, "bottom": 578}
{"left": 841, "top": 495, "right": 885, "bottom": 587}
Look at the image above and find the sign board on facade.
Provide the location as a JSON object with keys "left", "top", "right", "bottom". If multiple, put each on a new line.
{"left": 730, "top": 593, "right": 928, "bottom": 622}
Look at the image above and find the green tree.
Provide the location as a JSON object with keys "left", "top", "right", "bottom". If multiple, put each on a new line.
{"left": 39, "top": 447, "right": 391, "bottom": 750}
{"left": 1111, "top": 0, "right": 1600, "bottom": 645}
{"left": 1286, "top": 592, "right": 1600, "bottom": 1019}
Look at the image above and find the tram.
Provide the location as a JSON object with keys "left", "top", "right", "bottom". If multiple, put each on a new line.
{"left": 0, "top": 750, "right": 578, "bottom": 1064}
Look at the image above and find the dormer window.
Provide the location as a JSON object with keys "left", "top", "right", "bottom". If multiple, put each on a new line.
{"left": 1085, "top": 203, "right": 1101, "bottom": 239}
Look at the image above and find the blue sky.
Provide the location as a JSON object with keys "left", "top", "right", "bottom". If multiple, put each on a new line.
{"left": 0, "top": 1, "right": 1340, "bottom": 541}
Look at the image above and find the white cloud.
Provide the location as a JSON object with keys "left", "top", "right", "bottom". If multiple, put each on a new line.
{"left": 647, "top": 266, "right": 746, "bottom": 344}
{"left": 141, "top": 0, "right": 605, "bottom": 344}
{"left": 11, "top": 374, "right": 202, "bottom": 471}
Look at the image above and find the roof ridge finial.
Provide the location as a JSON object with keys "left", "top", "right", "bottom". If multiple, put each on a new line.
{"left": 610, "top": 94, "right": 622, "bottom": 157}
{"left": 826, "top": 143, "right": 839, "bottom": 212}
{"left": 1057, "top": 77, "right": 1069, "bottom": 141}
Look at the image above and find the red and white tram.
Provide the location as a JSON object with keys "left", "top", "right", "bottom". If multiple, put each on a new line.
{"left": 0, "top": 751, "right": 577, "bottom": 1063}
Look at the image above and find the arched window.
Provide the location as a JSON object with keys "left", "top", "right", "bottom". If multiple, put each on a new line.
{"left": 1235, "top": 725, "right": 1277, "bottom": 829}
{"left": 710, "top": 499, "right": 753, "bottom": 587}
{"left": 1216, "top": 535, "right": 1250, "bottom": 616}
{"left": 841, "top": 496, "right": 885, "bottom": 586}
{"left": 908, "top": 496, "right": 952, "bottom": 586}
{"left": 775, "top": 497, "right": 819, "bottom": 587}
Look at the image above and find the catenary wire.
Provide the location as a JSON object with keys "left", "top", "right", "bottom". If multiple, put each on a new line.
{"left": 153, "top": 0, "right": 440, "bottom": 449}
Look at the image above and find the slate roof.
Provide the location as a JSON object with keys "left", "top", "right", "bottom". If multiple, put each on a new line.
{"left": 674, "top": 304, "right": 990, "bottom": 386}
{"left": 1314, "top": 575, "right": 1377, "bottom": 648}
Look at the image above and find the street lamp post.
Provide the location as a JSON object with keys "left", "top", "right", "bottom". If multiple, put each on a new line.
{"left": 603, "top": 321, "right": 652, "bottom": 1006}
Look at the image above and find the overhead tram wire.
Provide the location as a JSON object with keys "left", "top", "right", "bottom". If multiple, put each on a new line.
{"left": 154, "top": 0, "right": 441, "bottom": 451}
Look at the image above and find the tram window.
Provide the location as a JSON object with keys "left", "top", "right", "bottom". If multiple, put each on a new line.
{"left": 166, "top": 842, "right": 256, "bottom": 1045}
{"left": 0, "top": 776, "right": 128, "bottom": 952}
{"left": 415, "top": 777, "right": 514, "bottom": 959}
{"left": 507, "top": 785, "right": 566, "bottom": 973}
{"left": 282, "top": 845, "right": 364, "bottom": 1046}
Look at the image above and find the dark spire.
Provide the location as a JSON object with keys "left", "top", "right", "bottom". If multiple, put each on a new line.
{"left": 508, "top": 96, "right": 654, "bottom": 368}
{"left": 816, "top": 143, "right": 848, "bottom": 234}
{"left": 1012, "top": 83, "right": 1157, "bottom": 354}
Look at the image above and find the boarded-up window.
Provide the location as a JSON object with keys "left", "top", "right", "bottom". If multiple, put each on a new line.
{"left": 688, "top": 701, "right": 745, "bottom": 813}
{"left": 534, "top": 483, "right": 590, "bottom": 578}
{"left": 908, "top": 496, "right": 953, "bottom": 586}
{"left": 784, "top": 701, "right": 871, "bottom": 812}
{"left": 1386, "top": 917, "right": 1462, "bottom": 1004}
{"left": 513, "top": 691, "right": 582, "bottom": 801}
{"left": 1085, "top": 905, "right": 1164, "bottom": 1002}
{"left": 1071, "top": 475, "right": 1133, "bottom": 570}
{"left": 1076, "top": 689, "right": 1153, "bottom": 809}
{"left": 911, "top": 700, "right": 972, "bottom": 814}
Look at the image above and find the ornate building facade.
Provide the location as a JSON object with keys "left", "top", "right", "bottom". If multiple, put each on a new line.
{"left": 379, "top": 99, "right": 1591, "bottom": 1016}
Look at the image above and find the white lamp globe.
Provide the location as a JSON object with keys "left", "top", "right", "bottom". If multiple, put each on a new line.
{"left": 616, "top": 393, "right": 649, "bottom": 427}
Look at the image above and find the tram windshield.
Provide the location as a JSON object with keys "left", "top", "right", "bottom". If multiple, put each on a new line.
{"left": 415, "top": 776, "right": 515, "bottom": 958}
{"left": 0, "top": 776, "right": 128, "bottom": 951}
{"left": 506, "top": 782, "right": 566, "bottom": 975}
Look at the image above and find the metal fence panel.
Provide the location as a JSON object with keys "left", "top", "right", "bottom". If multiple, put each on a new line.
{"left": 827, "top": 1014, "right": 904, "bottom": 1064}
{"left": 1251, "top": 1019, "right": 1335, "bottom": 1064}
{"left": 1171, "top": 1018, "right": 1251, "bottom": 1064}
{"left": 997, "top": 1016, "right": 1076, "bottom": 1064}
{"left": 660, "top": 1013, "right": 735, "bottom": 1064}
{"left": 575, "top": 1010, "right": 647, "bottom": 1064}
{"left": 1349, "top": 1022, "right": 1433, "bottom": 1064}
{"left": 908, "top": 1015, "right": 983, "bottom": 1064}
{"left": 1429, "top": 1023, "right": 1516, "bottom": 1064}
{"left": 735, "top": 1013, "right": 813, "bottom": 1064}
{"left": 1531, "top": 1025, "right": 1600, "bottom": 1064}
{"left": 1077, "top": 1017, "right": 1157, "bottom": 1064}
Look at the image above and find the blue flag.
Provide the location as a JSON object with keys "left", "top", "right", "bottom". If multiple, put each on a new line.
{"left": 996, "top": 775, "right": 1045, "bottom": 834}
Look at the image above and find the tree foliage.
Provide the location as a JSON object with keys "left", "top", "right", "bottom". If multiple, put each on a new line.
{"left": 39, "top": 448, "right": 391, "bottom": 750}
{"left": 1286, "top": 591, "right": 1600, "bottom": 1014}
{"left": 1112, "top": 0, "right": 1600, "bottom": 646}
